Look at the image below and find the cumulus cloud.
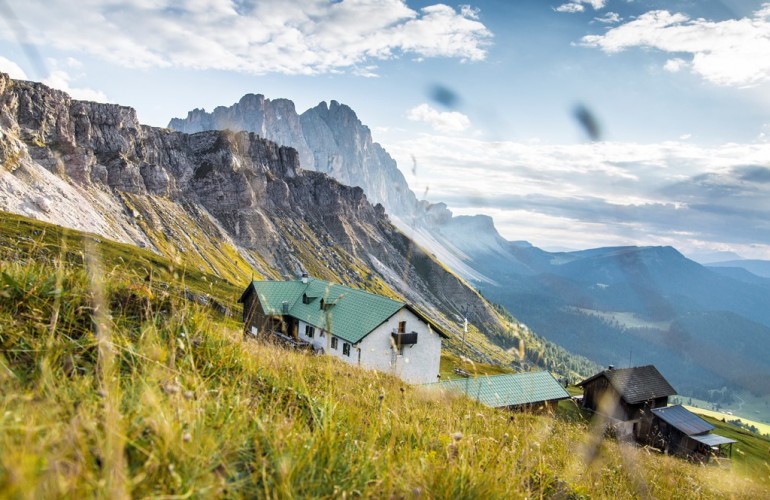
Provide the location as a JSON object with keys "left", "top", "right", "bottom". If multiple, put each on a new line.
{"left": 0, "top": 58, "right": 102, "bottom": 104}
{"left": 582, "top": 4, "right": 770, "bottom": 87}
{"left": 42, "top": 70, "right": 109, "bottom": 102}
{"left": 555, "top": 1, "right": 606, "bottom": 14}
{"left": 594, "top": 12, "right": 620, "bottom": 24}
{"left": 385, "top": 134, "right": 770, "bottom": 257}
{"left": 407, "top": 103, "right": 470, "bottom": 132}
{"left": 1, "top": 0, "right": 492, "bottom": 76}
{"left": 664, "top": 58, "right": 688, "bottom": 73}
{"left": 555, "top": 3, "right": 585, "bottom": 13}
{"left": 0, "top": 56, "right": 27, "bottom": 79}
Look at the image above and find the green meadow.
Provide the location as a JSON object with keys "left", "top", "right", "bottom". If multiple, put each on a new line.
{"left": 1, "top": 213, "right": 768, "bottom": 498}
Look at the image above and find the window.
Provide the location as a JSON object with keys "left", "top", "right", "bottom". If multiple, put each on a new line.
{"left": 302, "top": 294, "right": 310, "bottom": 304}
{"left": 331, "top": 337, "right": 338, "bottom": 349}
{"left": 305, "top": 325, "right": 315, "bottom": 338}
{"left": 398, "top": 320, "right": 406, "bottom": 333}
{"left": 343, "top": 342, "right": 351, "bottom": 356}
{"left": 320, "top": 299, "right": 325, "bottom": 310}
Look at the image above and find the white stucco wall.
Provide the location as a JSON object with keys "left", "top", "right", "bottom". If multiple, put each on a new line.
{"left": 357, "top": 308, "right": 443, "bottom": 385}
{"left": 297, "top": 321, "right": 355, "bottom": 363}
{"left": 296, "top": 308, "right": 442, "bottom": 384}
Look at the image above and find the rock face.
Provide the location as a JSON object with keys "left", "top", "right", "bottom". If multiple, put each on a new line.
{"left": 169, "top": 96, "right": 420, "bottom": 218}
{"left": 168, "top": 94, "right": 314, "bottom": 171}
{"left": 0, "top": 72, "right": 502, "bottom": 336}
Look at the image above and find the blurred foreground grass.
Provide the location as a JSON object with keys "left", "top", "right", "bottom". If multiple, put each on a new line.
{"left": 0, "top": 212, "right": 768, "bottom": 497}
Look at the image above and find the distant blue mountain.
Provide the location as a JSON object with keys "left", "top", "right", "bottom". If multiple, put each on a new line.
{"left": 436, "top": 224, "right": 770, "bottom": 398}
{"left": 706, "top": 259, "right": 770, "bottom": 279}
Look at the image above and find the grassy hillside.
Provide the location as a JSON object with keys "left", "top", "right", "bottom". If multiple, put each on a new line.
{"left": 1, "top": 215, "right": 768, "bottom": 497}
{"left": 0, "top": 210, "right": 599, "bottom": 383}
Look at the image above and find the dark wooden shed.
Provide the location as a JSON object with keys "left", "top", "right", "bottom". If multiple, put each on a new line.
{"left": 649, "top": 405, "right": 736, "bottom": 462}
{"left": 577, "top": 365, "right": 677, "bottom": 439}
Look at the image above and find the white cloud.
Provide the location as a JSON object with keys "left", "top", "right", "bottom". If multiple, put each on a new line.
{"left": 555, "top": 1, "right": 606, "bottom": 14}
{"left": 594, "top": 12, "right": 621, "bottom": 24}
{"left": 407, "top": 103, "right": 470, "bottom": 132}
{"left": 759, "top": 123, "right": 770, "bottom": 142}
{"left": 664, "top": 57, "right": 688, "bottom": 72}
{"left": 2, "top": 0, "right": 492, "bottom": 76}
{"left": 42, "top": 70, "right": 109, "bottom": 102}
{"left": 556, "top": 3, "right": 584, "bottom": 13}
{"left": 0, "top": 56, "right": 27, "bottom": 79}
{"left": 582, "top": 5, "right": 770, "bottom": 87}
{"left": 386, "top": 133, "right": 770, "bottom": 257}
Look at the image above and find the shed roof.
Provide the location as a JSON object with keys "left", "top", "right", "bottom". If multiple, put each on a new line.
{"left": 651, "top": 405, "right": 714, "bottom": 435}
{"left": 434, "top": 372, "right": 569, "bottom": 408}
{"left": 690, "top": 433, "right": 736, "bottom": 447}
{"left": 239, "top": 278, "right": 449, "bottom": 344}
{"left": 578, "top": 365, "right": 676, "bottom": 404}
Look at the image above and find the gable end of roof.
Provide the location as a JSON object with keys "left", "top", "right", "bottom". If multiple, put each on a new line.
{"left": 578, "top": 365, "right": 676, "bottom": 404}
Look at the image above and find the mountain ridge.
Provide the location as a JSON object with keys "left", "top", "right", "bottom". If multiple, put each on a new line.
{"left": 0, "top": 72, "right": 599, "bottom": 378}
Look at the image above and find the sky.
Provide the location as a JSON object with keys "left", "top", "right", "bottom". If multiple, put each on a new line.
{"left": 1, "top": 0, "right": 769, "bottom": 261}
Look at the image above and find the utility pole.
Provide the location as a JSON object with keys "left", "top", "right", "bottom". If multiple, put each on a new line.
{"left": 461, "top": 305, "right": 469, "bottom": 346}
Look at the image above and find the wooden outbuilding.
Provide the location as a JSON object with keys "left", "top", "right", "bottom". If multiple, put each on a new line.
{"left": 577, "top": 365, "right": 676, "bottom": 439}
{"left": 649, "top": 405, "right": 736, "bottom": 462}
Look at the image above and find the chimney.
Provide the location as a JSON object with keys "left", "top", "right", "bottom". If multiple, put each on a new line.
{"left": 301, "top": 272, "right": 308, "bottom": 284}
{"left": 608, "top": 365, "right": 615, "bottom": 371}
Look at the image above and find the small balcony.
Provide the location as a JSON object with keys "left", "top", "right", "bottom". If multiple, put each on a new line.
{"left": 391, "top": 330, "right": 418, "bottom": 347}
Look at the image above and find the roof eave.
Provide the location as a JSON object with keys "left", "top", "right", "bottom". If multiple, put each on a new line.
{"left": 237, "top": 281, "right": 256, "bottom": 304}
{"left": 404, "top": 304, "right": 451, "bottom": 339}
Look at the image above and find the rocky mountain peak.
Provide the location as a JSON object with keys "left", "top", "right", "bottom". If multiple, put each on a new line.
{"left": 165, "top": 88, "right": 536, "bottom": 288}
{"left": 169, "top": 93, "right": 420, "bottom": 218}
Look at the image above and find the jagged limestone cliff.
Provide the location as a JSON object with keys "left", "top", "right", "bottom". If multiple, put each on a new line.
{"left": 169, "top": 95, "right": 421, "bottom": 219}
{"left": 165, "top": 91, "right": 533, "bottom": 287}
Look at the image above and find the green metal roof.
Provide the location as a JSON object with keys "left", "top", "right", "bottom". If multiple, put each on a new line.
{"left": 433, "top": 372, "right": 570, "bottom": 408}
{"left": 246, "top": 278, "right": 408, "bottom": 344}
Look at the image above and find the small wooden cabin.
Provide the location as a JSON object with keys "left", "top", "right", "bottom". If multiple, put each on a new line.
{"left": 649, "top": 405, "right": 736, "bottom": 462}
{"left": 577, "top": 365, "right": 676, "bottom": 439}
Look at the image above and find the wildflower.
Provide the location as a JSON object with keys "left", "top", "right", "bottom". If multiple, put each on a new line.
{"left": 452, "top": 432, "right": 463, "bottom": 442}
{"left": 183, "top": 432, "right": 192, "bottom": 443}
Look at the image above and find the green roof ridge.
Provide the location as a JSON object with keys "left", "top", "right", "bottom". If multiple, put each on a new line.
{"left": 433, "top": 371, "right": 569, "bottom": 408}
{"left": 249, "top": 277, "right": 406, "bottom": 344}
